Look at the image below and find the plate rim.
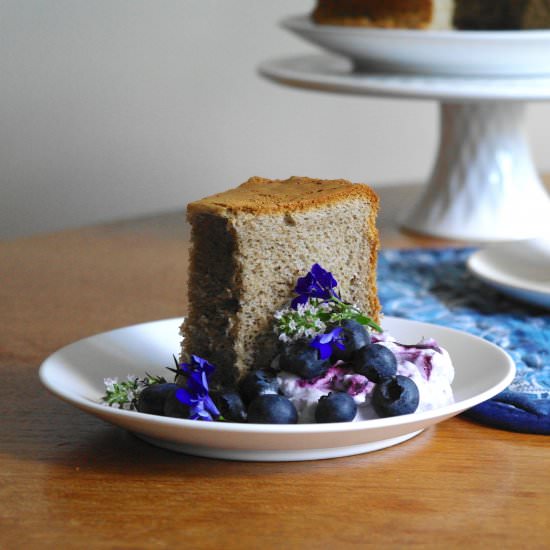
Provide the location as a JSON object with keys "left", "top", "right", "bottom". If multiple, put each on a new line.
{"left": 467, "top": 249, "right": 550, "bottom": 298}
{"left": 258, "top": 54, "right": 550, "bottom": 102}
{"left": 39, "top": 316, "right": 516, "bottom": 436}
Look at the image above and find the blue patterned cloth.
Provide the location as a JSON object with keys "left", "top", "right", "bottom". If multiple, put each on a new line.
{"left": 377, "top": 248, "right": 549, "bottom": 435}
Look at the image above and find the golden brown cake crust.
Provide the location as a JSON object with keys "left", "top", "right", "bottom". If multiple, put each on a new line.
{"left": 188, "top": 176, "right": 380, "bottom": 217}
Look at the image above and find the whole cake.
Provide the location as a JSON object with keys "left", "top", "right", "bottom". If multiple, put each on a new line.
{"left": 181, "top": 175, "right": 381, "bottom": 388}
{"left": 312, "top": 0, "right": 550, "bottom": 30}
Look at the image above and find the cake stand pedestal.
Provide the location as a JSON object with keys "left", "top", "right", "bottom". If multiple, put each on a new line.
{"left": 259, "top": 54, "right": 550, "bottom": 242}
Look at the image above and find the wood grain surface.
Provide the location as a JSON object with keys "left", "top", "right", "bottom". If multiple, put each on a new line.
{"left": 1, "top": 183, "right": 549, "bottom": 549}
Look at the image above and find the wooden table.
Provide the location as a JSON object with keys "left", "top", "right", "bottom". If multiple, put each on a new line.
{"left": 2, "top": 185, "right": 549, "bottom": 549}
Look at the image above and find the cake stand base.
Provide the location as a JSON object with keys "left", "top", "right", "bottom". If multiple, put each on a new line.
{"left": 402, "top": 101, "right": 550, "bottom": 242}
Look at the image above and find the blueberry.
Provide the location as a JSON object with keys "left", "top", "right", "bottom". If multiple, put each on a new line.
{"left": 353, "top": 343, "right": 397, "bottom": 382}
{"left": 279, "top": 340, "right": 330, "bottom": 380}
{"left": 332, "top": 320, "right": 371, "bottom": 362}
{"left": 372, "top": 375, "right": 420, "bottom": 417}
{"left": 163, "top": 388, "right": 190, "bottom": 419}
{"left": 238, "top": 369, "right": 279, "bottom": 406}
{"left": 247, "top": 394, "right": 298, "bottom": 424}
{"left": 211, "top": 389, "right": 247, "bottom": 422}
{"left": 315, "top": 392, "right": 357, "bottom": 423}
{"left": 136, "top": 383, "right": 179, "bottom": 416}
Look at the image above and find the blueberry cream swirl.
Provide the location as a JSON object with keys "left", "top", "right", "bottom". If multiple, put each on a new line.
{"left": 275, "top": 333, "right": 455, "bottom": 423}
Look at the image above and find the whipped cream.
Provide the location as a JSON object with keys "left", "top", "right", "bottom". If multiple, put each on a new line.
{"left": 277, "top": 332, "right": 455, "bottom": 423}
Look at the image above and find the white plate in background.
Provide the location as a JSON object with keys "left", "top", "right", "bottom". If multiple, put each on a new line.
{"left": 467, "top": 238, "right": 550, "bottom": 310}
{"left": 282, "top": 14, "right": 550, "bottom": 76}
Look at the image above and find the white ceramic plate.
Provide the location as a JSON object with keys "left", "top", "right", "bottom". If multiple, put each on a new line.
{"left": 467, "top": 238, "right": 550, "bottom": 310}
{"left": 39, "top": 317, "right": 514, "bottom": 462}
{"left": 282, "top": 14, "right": 550, "bottom": 76}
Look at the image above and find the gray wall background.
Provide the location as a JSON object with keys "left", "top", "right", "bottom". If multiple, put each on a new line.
{"left": 2, "top": 0, "right": 550, "bottom": 238}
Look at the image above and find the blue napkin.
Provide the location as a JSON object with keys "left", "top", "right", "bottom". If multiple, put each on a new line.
{"left": 377, "top": 247, "right": 550, "bottom": 435}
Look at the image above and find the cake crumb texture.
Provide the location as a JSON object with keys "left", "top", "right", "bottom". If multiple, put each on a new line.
{"left": 182, "top": 176, "right": 381, "bottom": 387}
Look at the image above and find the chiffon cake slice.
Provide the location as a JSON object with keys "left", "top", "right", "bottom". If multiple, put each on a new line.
{"left": 181, "top": 176, "right": 381, "bottom": 388}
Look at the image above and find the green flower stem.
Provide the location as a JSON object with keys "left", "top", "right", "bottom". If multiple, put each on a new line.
{"left": 327, "top": 296, "right": 382, "bottom": 333}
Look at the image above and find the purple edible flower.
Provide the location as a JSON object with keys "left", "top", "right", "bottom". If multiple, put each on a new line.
{"left": 175, "top": 386, "right": 220, "bottom": 421}
{"left": 291, "top": 263, "right": 340, "bottom": 308}
{"left": 175, "top": 354, "right": 220, "bottom": 421}
{"left": 309, "top": 326, "right": 345, "bottom": 360}
{"left": 179, "top": 354, "right": 216, "bottom": 378}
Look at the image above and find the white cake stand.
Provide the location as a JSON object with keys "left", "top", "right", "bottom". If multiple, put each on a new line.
{"left": 259, "top": 54, "right": 550, "bottom": 241}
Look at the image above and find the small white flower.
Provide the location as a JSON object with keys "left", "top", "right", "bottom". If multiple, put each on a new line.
{"left": 274, "top": 310, "right": 284, "bottom": 320}
{"left": 103, "top": 377, "right": 118, "bottom": 391}
{"left": 314, "top": 318, "right": 325, "bottom": 329}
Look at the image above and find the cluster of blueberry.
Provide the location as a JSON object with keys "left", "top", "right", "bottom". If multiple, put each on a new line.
{"left": 136, "top": 318, "right": 420, "bottom": 424}
{"left": 242, "top": 318, "right": 419, "bottom": 424}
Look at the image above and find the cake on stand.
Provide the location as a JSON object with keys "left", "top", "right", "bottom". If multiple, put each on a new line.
{"left": 258, "top": 16, "right": 550, "bottom": 242}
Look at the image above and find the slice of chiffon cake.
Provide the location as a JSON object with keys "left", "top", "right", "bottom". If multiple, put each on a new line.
{"left": 181, "top": 176, "right": 381, "bottom": 388}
